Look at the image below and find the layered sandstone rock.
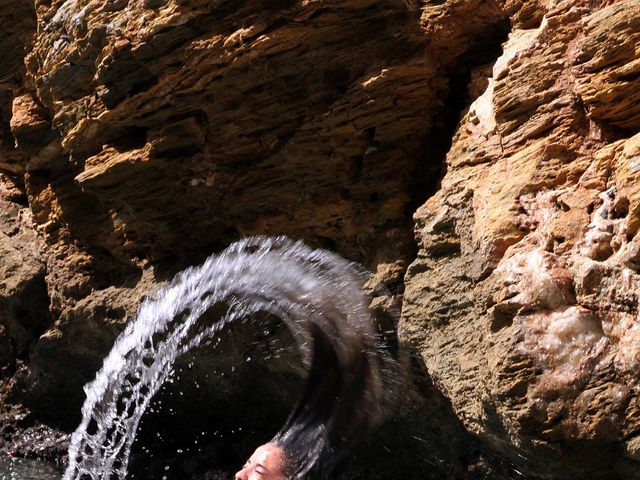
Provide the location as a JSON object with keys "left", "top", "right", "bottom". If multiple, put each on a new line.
{"left": 1, "top": 0, "right": 511, "bottom": 475}
{"left": 401, "top": 0, "right": 640, "bottom": 477}
{"left": 3, "top": 0, "right": 508, "bottom": 417}
{"left": 1, "top": 0, "right": 638, "bottom": 478}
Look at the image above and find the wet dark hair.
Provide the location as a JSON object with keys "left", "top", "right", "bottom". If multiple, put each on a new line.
{"left": 271, "top": 310, "right": 400, "bottom": 479}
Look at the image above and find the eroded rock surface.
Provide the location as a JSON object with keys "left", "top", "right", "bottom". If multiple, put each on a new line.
{"left": 401, "top": 0, "right": 640, "bottom": 477}
{"left": 0, "top": 0, "right": 512, "bottom": 474}
{"left": 1, "top": 0, "right": 638, "bottom": 478}
{"left": 2, "top": 0, "right": 509, "bottom": 415}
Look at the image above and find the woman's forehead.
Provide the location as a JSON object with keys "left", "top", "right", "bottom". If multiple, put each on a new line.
{"left": 251, "top": 442, "right": 285, "bottom": 467}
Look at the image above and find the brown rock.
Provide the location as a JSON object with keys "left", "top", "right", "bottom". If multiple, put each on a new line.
{"left": 0, "top": 198, "right": 48, "bottom": 374}
{"left": 1, "top": 2, "right": 514, "bottom": 476}
{"left": 10, "top": 0, "right": 509, "bottom": 404}
{"left": 574, "top": 1, "right": 640, "bottom": 131}
{"left": 1, "top": 0, "right": 639, "bottom": 477}
{"left": 402, "top": 0, "right": 640, "bottom": 477}
{"left": 0, "top": 0, "right": 36, "bottom": 199}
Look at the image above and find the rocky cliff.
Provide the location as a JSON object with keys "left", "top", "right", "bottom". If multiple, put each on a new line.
{"left": 401, "top": 0, "right": 640, "bottom": 478}
{"left": 0, "top": 0, "right": 639, "bottom": 478}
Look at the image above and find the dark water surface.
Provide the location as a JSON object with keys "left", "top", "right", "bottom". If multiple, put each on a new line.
{"left": 0, "top": 456, "right": 61, "bottom": 480}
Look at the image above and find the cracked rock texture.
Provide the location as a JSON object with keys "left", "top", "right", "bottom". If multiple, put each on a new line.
{"left": 0, "top": 0, "right": 639, "bottom": 478}
{"left": 401, "top": 0, "right": 640, "bottom": 478}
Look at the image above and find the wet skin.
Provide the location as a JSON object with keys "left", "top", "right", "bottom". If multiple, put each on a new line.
{"left": 235, "top": 443, "right": 286, "bottom": 480}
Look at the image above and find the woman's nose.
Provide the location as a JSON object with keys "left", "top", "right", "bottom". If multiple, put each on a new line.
{"left": 235, "top": 467, "right": 248, "bottom": 480}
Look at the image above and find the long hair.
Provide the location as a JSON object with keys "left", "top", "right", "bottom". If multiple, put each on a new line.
{"left": 271, "top": 301, "right": 400, "bottom": 479}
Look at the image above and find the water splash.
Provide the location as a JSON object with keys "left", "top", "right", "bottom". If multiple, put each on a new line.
{"left": 63, "top": 236, "right": 397, "bottom": 480}
{"left": 0, "top": 456, "right": 61, "bottom": 480}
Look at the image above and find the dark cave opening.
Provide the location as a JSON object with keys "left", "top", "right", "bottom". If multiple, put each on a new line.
{"left": 408, "top": 18, "right": 511, "bottom": 215}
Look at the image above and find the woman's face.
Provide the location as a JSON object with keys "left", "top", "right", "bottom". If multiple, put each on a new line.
{"left": 234, "top": 443, "right": 286, "bottom": 480}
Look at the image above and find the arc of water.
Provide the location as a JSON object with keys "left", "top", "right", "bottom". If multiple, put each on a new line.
{"left": 63, "top": 236, "right": 386, "bottom": 480}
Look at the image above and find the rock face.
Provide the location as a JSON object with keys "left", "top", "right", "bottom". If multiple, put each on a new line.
{"left": 0, "top": 0, "right": 639, "bottom": 478}
{"left": 2, "top": 0, "right": 506, "bottom": 421}
{"left": 401, "top": 0, "right": 640, "bottom": 477}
